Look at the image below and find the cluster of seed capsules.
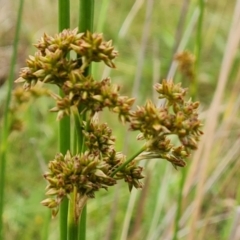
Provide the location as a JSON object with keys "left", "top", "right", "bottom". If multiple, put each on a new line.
{"left": 16, "top": 29, "right": 202, "bottom": 217}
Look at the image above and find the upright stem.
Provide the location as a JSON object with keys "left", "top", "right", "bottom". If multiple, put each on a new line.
{"left": 172, "top": 166, "right": 188, "bottom": 240}
{"left": 79, "top": 0, "right": 95, "bottom": 33}
{"left": 0, "top": 0, "right": 24, "bottom": 238}
{"left": 58, "top": 1, "right": 70, "bottom": 240}
{"left": 78, "top": 1, "right": 94, "bottom": 239}
{"left": 68, "top": 188, "right": 79, "bottom": 240}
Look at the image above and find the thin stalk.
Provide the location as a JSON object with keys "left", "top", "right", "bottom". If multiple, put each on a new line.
{"left": 172, "top": 165, "right": 188, "bottom": 240}
{"left": 187, "top": 0, "right": 240, "bottom": 237}
{"left": 0, "top": 0, "right": 24, "bottom": 238}
{"left": 78, "top": 1, "right": 94, "bottom": 240}
{"left": 170, "top": 4, "right": 205, "bottom": 230}
{"left": 96, "top": 0, "right": 109, "bottom": 32}
{"left": 111, "top": 146, "right": 146, "bottom": 177}
{"left": 72, "top": 106, "right": 84, "bottom": 151}
{"left": 192, "top": 0, "right": 205, "bottom": 99}
{"left": 195, "top": 0, "right": 205, "bottom": 70}
{"left": 172, "top": 4, "right": 205, "bottom": 228}
{"left": 58, "top": 1, "right": 70, "bottom": 240}
{"left": 93, "top": 0, "right": 110, "bottom": 78}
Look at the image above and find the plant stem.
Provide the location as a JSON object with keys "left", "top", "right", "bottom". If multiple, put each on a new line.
{"left": 72, "top": 106, "right": 84, "bottom": 152}
{"left": 58, "top": 0, "right": 70, "bottom": 31}
{"left": 68, "top": 188, "right": 79, "bottom": 240}
{"left": 79, "top": 205, "right": 87, "bottom": 240}
{"left": 78, "top": 1, "right": 94, "bottom": 239}
{"left": 111, "top": 146, "right": 146, "bottom": 177}
{"left": 58, "top": 1, "right": 70, "bottom": 240}
{"left": 0, "top": 0, "right": 24, "bottom": 238}
{"left": 172, "top": 165, "right": 188, "bottom": 240}
{"left": 79, "top": 0, "right": 95, "bottom": 33}
{"left": 192, "top": 0, "right": 205, "bottom": 100}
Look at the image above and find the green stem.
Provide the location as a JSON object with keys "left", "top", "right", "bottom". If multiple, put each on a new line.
{"left": 79, "top": 205, "right": 87, "bottom": 240}
{"left": 78, "top": 1, "right": 94, "bottom": 239}
{"left": 58, "top": 1, "right": 70, "bottom": 240}
{"left": 58, "top": 0, "right": 70, "bottom": 30}
{"left": 93, "top": 0, "right": 109, "bottom": 78}
{"left": 111, "top": 146, "right": 146, "bottom": 177}
{"left": 0, "top": 0, "right": 24, "bottom": 238}
{"left": 79, "top": 0, "right": 95, "bottom": 33}
{"left": 172, "top": 165, "right": 188, "bottom": 240}
{"left": 72, "top": 106, "right": 85, "bottom": 153}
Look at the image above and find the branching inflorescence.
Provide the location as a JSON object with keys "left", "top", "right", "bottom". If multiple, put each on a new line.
{"left": 15, "top": 29, "right": 203, "bottom": 219}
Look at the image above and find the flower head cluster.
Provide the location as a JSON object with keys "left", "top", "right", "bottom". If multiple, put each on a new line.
{"left": 15, "top": 30, "right": 133, "bottom": 123}
{"left": 130, "top": 79, "right": 203, "bottom": 167}
{"left": 70, "top": 31, "right": 118, "bottom": 68}
{"left": 14, "top": 30, "right": 203, "bottom": 219}
{"left": 41, "top": 151, "right": 116, "bottom": 217}
{"left": 41, "top": 118, "right": 144, "bottom": 216}
{"left": 50, "top": 73, "right": 134, "bottom": 122}
{"left": 16, "top": 29, "right": 118, "bottom": 89}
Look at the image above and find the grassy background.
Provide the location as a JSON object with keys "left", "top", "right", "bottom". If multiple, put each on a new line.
{"left": 0, "top": 0, "right": 240, "bottom": 239}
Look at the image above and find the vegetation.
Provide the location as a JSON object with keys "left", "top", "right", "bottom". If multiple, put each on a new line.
{"left": 0, "top": 0, "right": 240, "bottom": 240}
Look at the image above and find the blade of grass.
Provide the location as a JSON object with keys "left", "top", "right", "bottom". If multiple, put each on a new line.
{"left": 96, "top": 0, "right": 110, "bottom": 32}
{"left": 179, "top": 213, "right": 231, "bottom": 238}
{"left": 100, "top": 0, "right": 144, "bottom": 80}
{"left": 158, "top": 5, "right": 200, "bottom": 107}
{"left": 192, "top": 0, "right": 205, "bottom": 100}
{"left": 58, "top": 1, "right": 70, "bottom": 240}
{"left": 132, "top": 0, "right": 154, "bottom": 104}
{"left": 166, "top": 7, "right": 200, "bottom": 80}
{"left": 120, "top": 188, "right": 140, "bottom": 240}
{"left": 128, "top": 166, "right": 152, "bottom": 240}
{"left": 187, "top": 0, "right": 240, "bottom": 238}
{"left": 228, "top": 207, "right": 240, "bottom": 240}
{"left": 146, "top": 164, "right": 172, "bottom": 240}
{"left": 171, "top": 0, "right": 190, "bottom": 58}
{"left": 0, "top": 0, "right": 24, "bottom": 238}
{"left": 92, "top": 0, "right": 110, "bottom": 79}
{"left": 118, "top": 0, "right": 144, "bottom": 39}
{"left": 172, "top": 166, "right": 188, "bottom": 240}
{"left": 172, "top": 2, "right": 205, "bottom": 239}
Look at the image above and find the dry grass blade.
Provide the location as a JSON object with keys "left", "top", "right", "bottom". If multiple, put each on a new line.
{"left": 146, "top": 164, "right": 172, "bottom": 240}
{"left": 132, "top": 0, "right": 154, "bottom": 102}
{"left": 187, "top": 0, "right": 240, "bottom": 238}
{"left": 179, "top": 213, "right": 231, "bottom": 238}
{"left": 229, "top": 207, "right": 240, "bottom": 240}
{"left": 118, "top": 0, "right": 144, "bottom": 39}
{"left": 120, "top": 1, "right": 154, "bottom": 238}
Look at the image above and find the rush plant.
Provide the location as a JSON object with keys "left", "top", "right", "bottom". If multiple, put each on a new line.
{"left": 15, "top": 29, "right": 203, "bottom": 239}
